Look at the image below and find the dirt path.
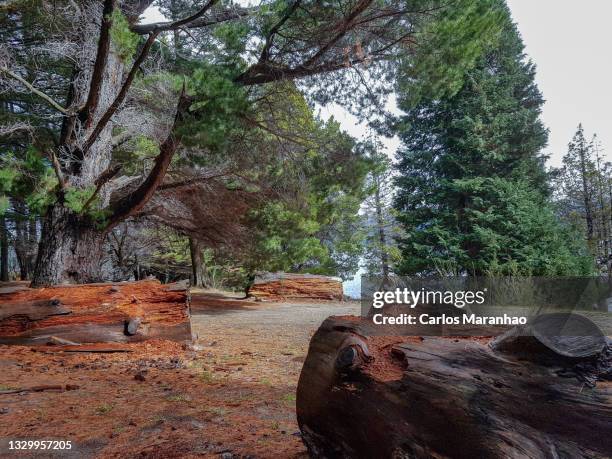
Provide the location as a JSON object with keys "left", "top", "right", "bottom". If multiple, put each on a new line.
{"left": 0, "top": 292, "right": 358, "bottom": 458}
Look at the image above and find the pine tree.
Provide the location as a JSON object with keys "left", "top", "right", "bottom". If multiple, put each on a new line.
{"left": 361, "top": 140, "right": 402, "bottom": 282}
{"left": 393, "top": 4, "right": 591, "bottom": 276}
{"left": 554, "top": 126, "right": 612, "bottom": 274}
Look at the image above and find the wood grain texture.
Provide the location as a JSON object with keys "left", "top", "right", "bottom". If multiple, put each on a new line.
{"left": 248, "top": 273, "right": 343, "bottom": 301}
{"left": 0, "top": 280, "right": 192, "bottom": 345}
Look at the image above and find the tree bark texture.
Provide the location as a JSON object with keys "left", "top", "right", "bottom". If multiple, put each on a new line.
{"left": 32, "top": 205, "right": 107, "bottom": 286}
{"left": 189, "top": 237, "right": 207, "bottom": 288}
{"left": 248, "top": 273, "right": 344, "bottom": 301}
{"left": 0, "top": 216, "right": 8, "bottom": 282}
{"left": 297, "top": 316, "right": 612, "bottom": 459}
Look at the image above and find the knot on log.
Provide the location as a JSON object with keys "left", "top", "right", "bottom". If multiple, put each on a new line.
{"left": 124, "top": 317, "right": 142, "bottom": 336}
{"left": 335, "top": 343, "right": 370, "bottom": 373}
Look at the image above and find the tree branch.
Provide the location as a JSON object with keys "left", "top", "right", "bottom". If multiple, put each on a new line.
{"left": 47, "top": 150, "right": 67, "bottom": 190}
{"left": 82, "top": 164, "right": 123, "bottom": 213}
{"left": 130, "top": 0, "right": 220, "bottom": 34}
{"left": 104, "top": 89, "right": 191, "bottom": 231}
{"left": 83, "top": 31, "right": 158, "bottom": 154}
{"left": 0, "top": 68, "right": 69, "bottom": 115}
{"left": 235, "top": 53, "right": 383, "bottom": 85}
{"left": 258, "top": 0, "right": 302, "bottom": 64}
{"left": 81, "top": 0, "right": 115, "bottom": 128}
{"left": 302, "top": 0, "right": 373, "bottom": 68}
{"left": 158, "top": 172, "right": 232, "bottom": 191}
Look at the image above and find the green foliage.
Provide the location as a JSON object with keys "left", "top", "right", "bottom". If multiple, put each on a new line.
{"left": 243, "top": 97, "right": 370, "bottom": 279}
{"left": 110, "top": 10, "right": 139, "bottom": 62}
{"left": 64, "top": 187, "right": 94, "bottom": 213}
{"left": 394, "top": 7, "right": 591, "bottom": 276}
{"left": 552, "top": 125, "right": 612, "bottom": 274}
{"left": 0, "top": 196, "right": 9, "bottom": 215}
{"left": 397, "top": 178, "right": 591, "bottom": 275}
{"left": 361, "top": 142, "right": 403, "bottom": 277}
{"left": 182, "top": 65, "right": 250, "bottom": 152}
{"left": 0, "top": 148, "right": 57, "bottom": 216}
{"left": 400, "top": 0, "right": 505, "bottom": 106}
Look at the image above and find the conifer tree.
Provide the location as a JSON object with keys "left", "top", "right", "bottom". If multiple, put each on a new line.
{"left": 394, "top": 4, "right": 591, "bottom": 276}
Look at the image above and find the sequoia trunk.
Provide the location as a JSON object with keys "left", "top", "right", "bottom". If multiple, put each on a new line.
{"left": 31, "top": 205, "right": 106, "bottom": 286}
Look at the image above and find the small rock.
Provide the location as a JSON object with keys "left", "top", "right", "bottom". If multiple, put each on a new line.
{"left": 109, "top": 286, "right": 120, "bottom": 293}
{"left": 220, "top": 453, "right": 233, "bottom": 459}
{"left": 134, "top": 371, "right": 147, "bottom": 382}
{"left": 128, "top": 420, "right": 137, "bottom": 426}
{"left": 49, "top": 298, "right": 61, "bottom": 306}
{"left": 0, "top": 408, "right": 9, "bottom": 415}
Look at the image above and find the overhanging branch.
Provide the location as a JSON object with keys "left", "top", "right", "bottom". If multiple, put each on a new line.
{"left": 130, "top": 0, "right": 221, "bottom": 34}
{"left": 0, "top": 68, "right": 69, "bottom": 115}
{"left": 104, "top": 89, "right": 191, "bottom": 231}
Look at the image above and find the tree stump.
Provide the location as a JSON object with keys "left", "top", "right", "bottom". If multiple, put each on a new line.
{"left": 296, "top": 316, "right": 612, "bottom": 458}
{"left": 0, "top": 280, "right": 192, "bottom": 344}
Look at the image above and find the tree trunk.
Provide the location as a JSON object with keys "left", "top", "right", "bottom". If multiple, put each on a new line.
{"left": 297, "top": 316, "right": 612, "bottom": 458}
{"left": 12, "top": 200, "right": 37, "bottom": 280}
{"left": 29, "top": 4, "right": 125, "bottom": 286}
{"left": 0, "top": 216, "right": 9, "bottom": 282}
{"left": 189, "top": 237, "right": 207, "bottom": 288}
{"left": 31, "top": 204, "right": 106, "bottom": 286}
{"left": 374, "top": 178, "right": 390, "bottom": 283}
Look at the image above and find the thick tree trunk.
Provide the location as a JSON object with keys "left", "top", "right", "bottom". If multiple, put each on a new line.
{"left": 297, "top": 316, "right": 612, "bottom": 459}
{"left": 31, "top": 205, "right": 106, "bottom": 286}
{"left": 0, "top": 216, "right": 9, "bottom": 282}
{"left": 189, "top": 237, "right": 207, "bottom": 288}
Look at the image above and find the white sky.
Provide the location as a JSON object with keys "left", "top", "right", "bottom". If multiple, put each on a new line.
{"left": 507, "top": 0, "right": 612, "bottom": 167}
{"left": 144, "top": 2, "right": 612, "bottom": 167}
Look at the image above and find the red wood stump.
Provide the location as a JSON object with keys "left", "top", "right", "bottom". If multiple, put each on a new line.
{"left": 0, "top": 279, "right": 192, "bottom": 345}
{"left": 297, "top": 316, "right": 612, "bottom": 459}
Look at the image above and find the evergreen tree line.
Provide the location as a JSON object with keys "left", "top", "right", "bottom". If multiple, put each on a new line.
{"left": 1, "top": 0, "right": 609, "bottom": 286}
{"left": 364, "top": 3, "right": 609, "bottom": 279}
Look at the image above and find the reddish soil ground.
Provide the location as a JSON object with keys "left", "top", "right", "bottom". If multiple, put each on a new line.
{"left": 0, "top": 290, "right": 360, "bottom": 458}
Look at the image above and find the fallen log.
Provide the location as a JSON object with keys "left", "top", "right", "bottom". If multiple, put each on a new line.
{"left": 0, "top": 280, "right": 192, "bottom": 345}
{"left": 297, "top": 316, "right": 612, "bottom": 459}
{"left": 248, "top": 272, "right": 343, "bottom": 301}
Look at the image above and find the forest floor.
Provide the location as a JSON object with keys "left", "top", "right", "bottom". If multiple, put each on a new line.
{"left": 0, "top": 289, "right": 359, "bottom": 458}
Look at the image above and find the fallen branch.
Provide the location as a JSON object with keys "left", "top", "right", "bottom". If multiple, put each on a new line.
{"left": 0, "top": 384, "right": 80, "bottom": 395}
